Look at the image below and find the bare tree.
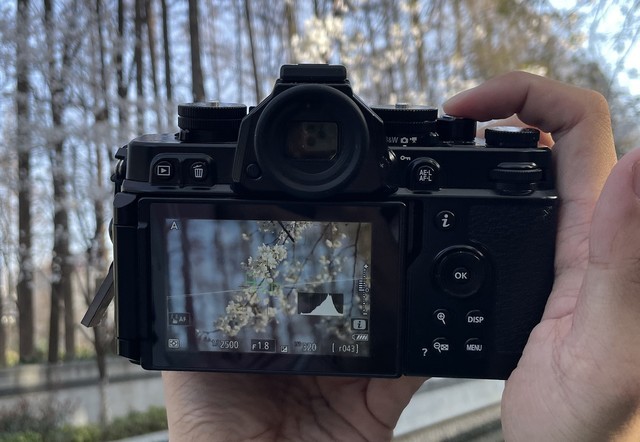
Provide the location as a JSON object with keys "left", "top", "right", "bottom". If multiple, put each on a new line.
{"left": 43, "top": 0, "right": 78, "bottom": 363}
{"left": 189, "top": 0, "right": 206, "bottom": 101}
{"left": 0, "top": 0, "right": 636, "bottom": 372}
{"left": 16, "top": 0, "right": 35, "bottom": 364}
{"left": 88, "top": 0, "right": 114, "bottom": 425}
{"left": 160, "top": 0, "right": 173, "bottom": 124}
{"left": 116, "top": 0, "right": 129, "bottom": 133}
{"left": 284, "top": 0, "right": 299, "bottom": 63}
{"left": 244, "top": 0, "right": 261, "bottom": 102}
{"left": 146, "top": 0, "right": 163, "bottom": 129}
{"left": 134, "top": 0, "right": 145, "bottom": 134}
{"left": 234, "top": 0, "right": 245, "bottom": 103}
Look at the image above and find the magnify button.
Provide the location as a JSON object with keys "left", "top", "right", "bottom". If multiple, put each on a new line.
{"left": 433, "top": 309, "right": 450, "bottom": 326}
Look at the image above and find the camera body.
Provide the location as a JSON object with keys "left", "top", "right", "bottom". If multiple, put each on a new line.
{"left": 108, "top": 65, "right": 556, "bottom": 380}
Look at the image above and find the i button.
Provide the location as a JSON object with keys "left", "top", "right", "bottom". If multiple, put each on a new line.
{"left": 435, "top": 210, "right": 455, "bottom": 230}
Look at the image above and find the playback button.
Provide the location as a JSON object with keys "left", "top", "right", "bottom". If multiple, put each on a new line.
{"left": 155, "top": 161, "right": 173, "bottom": 179}
{"left": 152, "top": 159, "right": 180, "bottom": 185}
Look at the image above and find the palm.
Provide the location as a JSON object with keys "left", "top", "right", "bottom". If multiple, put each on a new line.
{"left": 163, "top": 371, "right": 425, "bottom": 441}
{"left": 501, "top": 148, "right": 623, "bottom": 440}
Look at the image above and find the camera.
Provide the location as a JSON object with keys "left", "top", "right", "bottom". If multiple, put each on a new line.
{"left": 83, "top": 64, "right": 557, "bottom": 380}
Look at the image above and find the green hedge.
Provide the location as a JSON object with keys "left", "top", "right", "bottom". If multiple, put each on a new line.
{"left": 0, "top": 402, "right": 167, "bottom": 442}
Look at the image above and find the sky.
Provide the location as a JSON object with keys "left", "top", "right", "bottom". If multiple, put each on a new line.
{"left": 551, "top": 0, "right": 640, "bottom": 95}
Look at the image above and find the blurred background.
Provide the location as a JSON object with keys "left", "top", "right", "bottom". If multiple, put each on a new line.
{"left": 0, "top": 0, "right": 638, "bottom": 440}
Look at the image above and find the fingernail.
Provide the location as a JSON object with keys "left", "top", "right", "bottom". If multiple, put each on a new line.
{"left": 442, "top": 89, "right": 473, "bottom": 112}
{"left": 634, "top": 161, "right": 640, "bottom": 199}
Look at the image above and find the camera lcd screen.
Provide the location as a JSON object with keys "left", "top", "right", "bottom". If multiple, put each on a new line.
{"left": 153, "top": 212, "right": 372, "bottom": 358}
{"left": 146, "top": 200, "right": 404, "bottom": 375}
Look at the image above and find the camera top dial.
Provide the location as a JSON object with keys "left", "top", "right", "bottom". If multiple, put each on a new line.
{"left": 177, "top": 101, "right": 247, "bottom": 143}
{"left": 373, "top": 104, "right": 476, "bottom": 147}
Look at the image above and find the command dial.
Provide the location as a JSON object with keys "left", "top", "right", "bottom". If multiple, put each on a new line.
{"left": 485, "top": 126, "right": 540, "bottom": 148}
{"left": 177, "top": 101, "right": 247, "bottom": 143}
{"left": 436, "top": 115, "right": 477, "bottom": 145}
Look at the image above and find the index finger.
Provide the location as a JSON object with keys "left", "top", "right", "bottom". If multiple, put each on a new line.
{"left": 443, "top": 72, "right": 617, "bottom": 297}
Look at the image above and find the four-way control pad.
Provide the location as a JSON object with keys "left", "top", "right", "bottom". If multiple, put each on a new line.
{"left": 434, "top": 246, "right": 487, "bottom": 298}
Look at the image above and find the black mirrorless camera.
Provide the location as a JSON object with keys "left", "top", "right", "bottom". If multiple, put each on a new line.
{"left": 83, "top": 64, "right": 557, "bottom": 380}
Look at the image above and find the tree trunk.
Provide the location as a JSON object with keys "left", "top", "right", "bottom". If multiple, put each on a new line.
{"left": 284, "top": 0, "right": 298, "bottom": 63}
{"left": 116, "top": 0, "right": 129, "bottom": 129}
{"left": 0, "top": 258, "right": 6, "bottom": 367}
{"left": 204, "top": 1, "right": 221, "bottom": 98}
{"left": 244, "top": 0, "right": 261, "bottom": 102}
{"left": 409, "top": 0, "right": 427, "bottom": 92}
{"left": 160, "top": 0, "right": 173, "bottom": 125}
{"left": 188, "top": 0, "right": 205, "bottom": 101}
{"left": 145, "top": 0, "right": 162, "bottom": 129}
{"left": 233, "top": 1, "right": 244, "bottom": 103}
{"left": 134, "top": 0, "right": 145, "bottom": 134}
{"left": 92, "top": 1, "right": 112, "bottom": 425}
{"left": 44, "top": 0, "right": 75, "bottom": 363}
{"left": 16, "top": 0, "right": 35, "bottom": 364}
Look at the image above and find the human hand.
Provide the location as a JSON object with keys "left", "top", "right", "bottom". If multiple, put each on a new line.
{"left": 163, "top": 371, "right": 425, "bottom": 441}
{"left": 162, "top": 72, "right": 640, "bottom": 442}
{"left": 444, "top": 72, "right": 640, "bottom": 440}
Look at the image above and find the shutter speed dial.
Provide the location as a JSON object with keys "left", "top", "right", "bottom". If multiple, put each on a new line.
{"left": 373, "top": 104, "right": 477, "bottom": 146}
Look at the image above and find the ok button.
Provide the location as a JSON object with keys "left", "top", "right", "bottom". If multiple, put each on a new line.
{"left": 435, "top": 246, "right": 487, "bottom": 298}
{"left": 452, "top": 267, "right": 469, "bottom": 283}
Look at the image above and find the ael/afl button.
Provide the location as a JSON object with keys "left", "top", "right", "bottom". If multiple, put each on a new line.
{"left": 434, "top": 246, "right": 487, "bottom": 298}
{"left": 408, "top": 158, "right": 440, "bottom": 191}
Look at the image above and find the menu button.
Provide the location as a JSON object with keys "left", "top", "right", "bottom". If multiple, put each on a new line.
{"left": 465, "top": 338, "right": 484, "bottom": 357}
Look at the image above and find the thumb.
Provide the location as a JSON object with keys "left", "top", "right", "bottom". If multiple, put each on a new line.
{"left": 572, "top": 146, "right": 640, "bottom": 373}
